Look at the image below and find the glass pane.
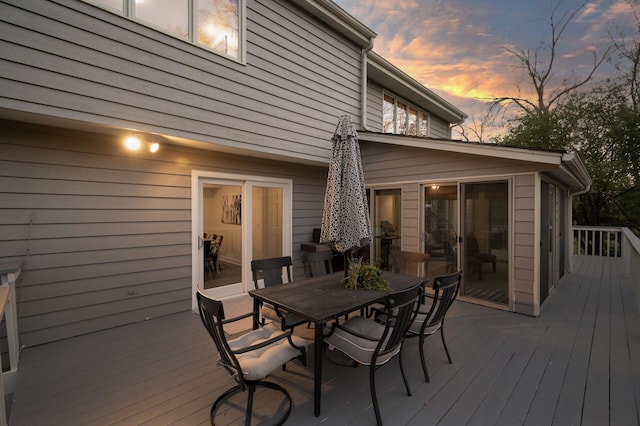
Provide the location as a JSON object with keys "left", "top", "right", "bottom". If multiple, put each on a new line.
{"left": 135, "top": 0, "right": 189, "bottom": 39}
{"left": 396, "top": 102, "right": 407, "bottom": 134}
{"left": 251, "top": 186, "right": 283, "bottom": 261}
{"left": 373, "top": 189, "right": 401, "bottom": 270}
{"left": 419, "top": 112, "right": 428, "bottom": 137}
{"left": 203, "top": 183, "right": 242, "bottom": 289}
{"left": 463, "top": 181, "right": 509, "bottom": 305}
{"left": 383, "top": 95, "right": 395, "bottom": 133}
{"left": 424, "top": 185, "right": 458, "bottom": 283}
{"left": 198, "top": 0, "right": 240, "bottom": 58}
{"left": 408, "top": 108, "right": 417, "bottom": 136}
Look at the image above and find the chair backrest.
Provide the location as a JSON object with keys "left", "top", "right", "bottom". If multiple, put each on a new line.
{"left": 420, "top": 271, "right": 462, "bottom": 332}
{"left": 196, "top": 291, "right": 245, "bottom": 387}
{"left": 251, "top": 256, "right": 293, "bottom": 289}
{"left": 302, "top": 250, "right": 333, "bottom": 278}
{"left": 376, "top": 284, "right": 423, "bottom": 358}
{"left": 211, "top": 234, "right": 224, "bottom": 255}
{"left": 466, "top": 234, "right": 480, "bottom": 255}
{"left": 390, "top": 250, "right": 430, "bottom": 279}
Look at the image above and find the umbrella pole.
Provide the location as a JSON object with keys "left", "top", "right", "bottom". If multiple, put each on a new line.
{"left": 344, "top": 251, "right": 349, "bottom": 278}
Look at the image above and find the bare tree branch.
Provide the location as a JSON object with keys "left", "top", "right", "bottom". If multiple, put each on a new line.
{"left": 491, "top": 1, "right": 612, "bottom": 117}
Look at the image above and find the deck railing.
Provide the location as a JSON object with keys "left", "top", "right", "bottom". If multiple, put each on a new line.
{"left": 0, "top": 262, "right": 21, "bottom": 426}
{"left": 573, "top": 226, "right": 640, "bottom": 314}
{"left": 573, "top": 226, "right": 623, "bottom": 257}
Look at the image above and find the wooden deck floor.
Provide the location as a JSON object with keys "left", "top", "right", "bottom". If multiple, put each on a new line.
{"left": 8, "top": 255, "right": 640, "bottom": 425}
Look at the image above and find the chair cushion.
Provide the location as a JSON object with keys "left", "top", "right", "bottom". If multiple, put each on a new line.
{"left": 408, "top": 307, "right": 442, "bottom": 335}
{"left": 227, "top": 323, "right": 308, "bottom": 381}
{"left": 325, "top": 316, "right": 399, "bottom": 366}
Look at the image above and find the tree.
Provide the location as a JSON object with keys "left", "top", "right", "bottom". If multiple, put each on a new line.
{"left": 611, "top": 0, "right": 640, "bottom": 111}
{"left": 501, "top": 84, "right": 640, "bottom": 233}
{"left": 492, "top": 1, "right": 612, "bottom": 121}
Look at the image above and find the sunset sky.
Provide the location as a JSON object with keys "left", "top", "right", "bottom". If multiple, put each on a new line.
{"left": 333, "top": 0, "right": 638, "bottom": 138}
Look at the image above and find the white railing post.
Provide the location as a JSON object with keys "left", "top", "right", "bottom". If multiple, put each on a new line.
{"left": 0, "top": 262, "right": 22, "bottom": 426}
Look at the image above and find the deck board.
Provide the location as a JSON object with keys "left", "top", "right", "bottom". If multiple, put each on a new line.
{"left": 8, "top": 255, "right": 640, "bottom": 426}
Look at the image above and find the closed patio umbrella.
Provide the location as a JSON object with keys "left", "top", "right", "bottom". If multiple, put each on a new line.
{"left": 320, "top": 115, "right": 371, "bottom": 264}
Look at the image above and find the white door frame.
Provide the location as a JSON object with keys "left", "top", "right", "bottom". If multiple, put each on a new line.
{"left": 190, "top": 170, "right": 292, "bottom": 311}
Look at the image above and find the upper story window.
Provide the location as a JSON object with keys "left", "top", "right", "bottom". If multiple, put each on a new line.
{"left": 89, "top": 0, "right": 244, "bottom": 61}
{"left": 383, "top": 93, "right": 430, "bottom": 136}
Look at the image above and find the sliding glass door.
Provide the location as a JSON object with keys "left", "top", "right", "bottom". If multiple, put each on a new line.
{"left": 461, "top": 181, "right": 509, "bottom": 305}
{"left": 192, "top": 172, "right": 291, "bottom": 302}
{"left": 424, "top": 185, "right": 458, "bottom": 283}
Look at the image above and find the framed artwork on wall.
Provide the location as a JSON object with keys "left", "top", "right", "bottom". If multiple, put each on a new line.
{"left": 222, "top": 194, "right": 241, "bottom": 225}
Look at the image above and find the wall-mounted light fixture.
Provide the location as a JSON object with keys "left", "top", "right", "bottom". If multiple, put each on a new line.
{"left": 124, "top": 135, "right": 160, "bottom": 153}
{"left": 431, "top": 184, "right": 440, "bottom": 190}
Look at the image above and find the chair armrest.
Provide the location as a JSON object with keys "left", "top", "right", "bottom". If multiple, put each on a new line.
{"left": 221, "top": 311, "right": 255, "bottom": 325}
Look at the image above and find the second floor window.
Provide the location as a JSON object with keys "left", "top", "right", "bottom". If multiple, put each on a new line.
{"left": 383, "top": 94, "right": 430, "bottom": 136}
{"left": 89, "top": 0, "right": 243, "bottom": 61}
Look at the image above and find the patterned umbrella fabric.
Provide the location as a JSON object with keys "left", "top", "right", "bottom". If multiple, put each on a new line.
{"left": 320, "top": 115, "right": 371, "bottom": 254}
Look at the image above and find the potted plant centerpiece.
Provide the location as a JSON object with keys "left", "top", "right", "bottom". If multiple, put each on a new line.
{"left": 343, "top": 257, "right": 392, "bottom": 292}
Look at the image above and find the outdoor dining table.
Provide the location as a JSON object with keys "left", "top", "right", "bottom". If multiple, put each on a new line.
{"left": 249, "top": 271, "right": 425, "bottom": 417}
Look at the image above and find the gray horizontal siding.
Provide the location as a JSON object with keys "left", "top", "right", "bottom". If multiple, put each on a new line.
{"left": 0, "top": 0, "right": 362, "bottom": 161}
{"left": 401, "top": 183, "right": 420, "bottom": 251}
{"left": 430, "top": 114, "right": 451, "bottom": 139}
{"left": 360, "top": 143, "right": 547, "bottom": 184}
{"left": 0, "top": 121, "right": 328, "bottom": 346}
{"left": 513, "top": 174, "right": 537, "bottom": 315}
{"left": 366, "top": 80, "right": 384, "bottom": 132}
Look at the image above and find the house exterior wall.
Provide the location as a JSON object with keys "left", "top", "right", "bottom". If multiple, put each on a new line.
{"left": 0, "top": 0, "right": 362, "bottom": 163}
{"left": 0, "top": 0, "right": 371, "bottom": 345}
{"left": 513, "top": 173, "right": 537, "bottom": 315}
{"left": 0, "top": 122, "right": 328, "bottom": 347}
{"left": 366, "top": 80, "right": 384, "bottom": 132}
{"left": 360, "top": 142, "right": 549, "bottom": 184}
{"left": 360, "top": 142, "right": 549, "bottom": 315}
{"left": 401, "top": 183, "right": 421, "bottom": 252}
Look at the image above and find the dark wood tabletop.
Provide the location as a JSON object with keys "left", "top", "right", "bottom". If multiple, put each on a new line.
{"left": 249, "top": 270, "right": 425, "bottom": 417}
{"left": 249, "top": 271, "right": 423, "bottom": 323}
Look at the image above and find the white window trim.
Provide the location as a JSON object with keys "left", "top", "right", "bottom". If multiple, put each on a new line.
{"left": 382, "top": 91, "right": 431, "bottom": 137}
{"left": 84, "top": 0, "right": 246, "bottom": 64}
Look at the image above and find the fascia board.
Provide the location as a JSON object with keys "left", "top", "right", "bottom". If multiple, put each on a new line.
{"left": 561, "top": 152, "right": 592, "bottom": 188}
{"left": 289, "top": 0, "right": 376, "bottom": 47}
{"left": 360, "top": 133, "right": 563, "bottom": 165}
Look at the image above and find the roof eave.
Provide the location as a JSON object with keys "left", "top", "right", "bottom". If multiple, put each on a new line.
{"left": 367, "top": 51, "right": 467, "bottom": 125}
{"left": 359, "top": 132, "right": 561, "bottom": 164}
{"left": 288, "top": 0, "right": 376, "bottom": 48}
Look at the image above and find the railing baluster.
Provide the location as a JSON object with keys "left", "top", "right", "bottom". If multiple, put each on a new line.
{"left": 0, "top": 262, "right": 21, "bottom": 426}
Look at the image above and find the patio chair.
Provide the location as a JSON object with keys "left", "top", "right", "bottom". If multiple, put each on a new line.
{"left": 324, "top": 283, "right": 423, "bottom": 425}
{"left": 196, "top": 290, "right": 307, "bottom": 426}
{"left": 406, "top": 270, "right": 462, "bottom": 382}
{"left": 367, "top": 250, "right": 429, "bottom": 318}
{"left": 206, "top": 234, "right": 223, "bottom": 274}
{"left": 302, "top": 250, "right": 334, "bottom": 278}
{"left": 390, "top": 250, "right": 430, "bottom": 280}
{"left": 466, "top": 235, "right": 495, "bottom": 280}
{"left": 251, "top": 256, "right": 307, "bottom": 330}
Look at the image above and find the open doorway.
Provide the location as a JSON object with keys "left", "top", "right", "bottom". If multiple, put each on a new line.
{"left": 461, "top": 181, "right": 510, "bottom": 306}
